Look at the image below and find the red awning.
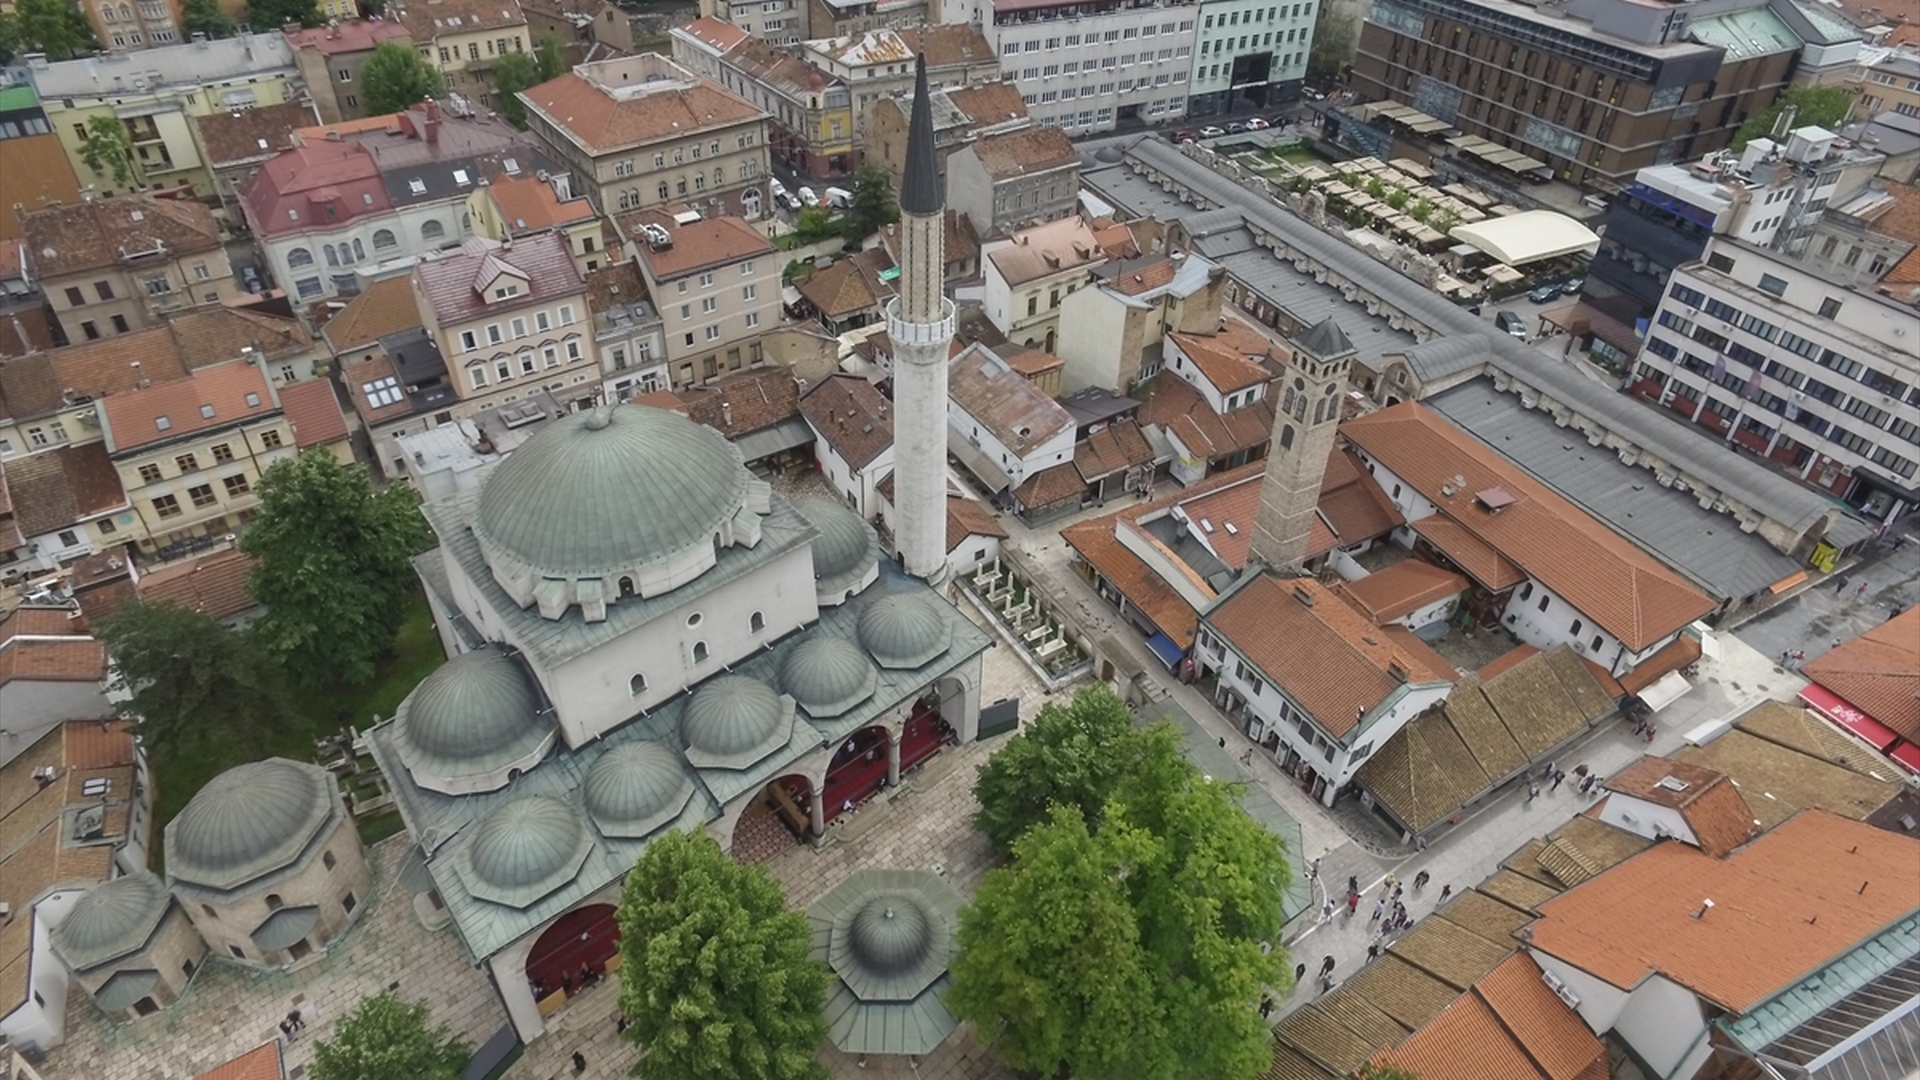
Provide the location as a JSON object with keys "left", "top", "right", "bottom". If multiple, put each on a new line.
{"left": 1799, "top": 684, "right": 1901, "bottom": 751}
{"left": 1888, "top": 742, "right": 1920, "bottom": 776}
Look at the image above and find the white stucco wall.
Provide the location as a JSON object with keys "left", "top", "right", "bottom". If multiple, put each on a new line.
{"left": 1597, "top": 794, "right": 1700, "bottom": 847}
{"left": 1055, "top": 287, "right": 1127, "bottom": 395}
{"left": 1530, "top": 950, "right": 1632, "bottom": 1034}
{"left": 948, "top": 531, "right": 1000, "bottom": 578}
{"left": 1615, "top": 973, "right": 1712, "bottom": 1080}
{"left": 1399, "top": 594, "right": 1458, "bottom": 631}
{"left": 1, "top": 888, "right": 87, "bottom": 1053}
{"left": 946, "top": 407, "right": 1075, "bottom": 488}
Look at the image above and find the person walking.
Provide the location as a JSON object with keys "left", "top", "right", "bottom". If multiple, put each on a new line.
{"left": 1439, "top": 884, "right": 1452, "bottom": 902}
{"left": 1527, "top": 782, "right": 1541, "bottom": 802}
{"left": 1856, "top": 580, "right": 1869, "bottom": 599}
{"left": 1295, "top": 962, "right": 1307, "bottom": 987}
{"left": 1309, "top": 857, "right": 1321, "bottom": 881}
{"left": 1347, "top": 892, "right": 1361, "bottom": 917}
{"left": 1541, "top": 760, "right": 1556, "bottom": 780}
{"left": 1553, "top": 769, "right": 1567, "bottom": 791}
{"left": 1320, "top": 898, "right": 1336, "bottom": 924}
{"left": 1260, "top": 995, "right": 1275, "bottom": 1019}
{"left": 1413, "top": 869, "right": 1430, "bottom": 891}
{"left": 1835, "top": 574, "right": 1851, "bottom": 593}
{"left": 288, "top": 1010, "right": 303, "bottom": 1032}
{"left": 279, "top": 1019, "right": 295, "bottom": 1043}
{"left": 1371, "top": 898, "right": 1385, "bottom": 923}
{"left": 1367, "top": 941, "right": 1381, "bottom": 962}
{"left": 1347, "top": 875, "right": 1359, "bottom": 897}
{"left": 1792, "top": 650, "right": 1806, "bottom": 669}
{"left": 572, "top": 1051, "right": 588, "bottom": 1075}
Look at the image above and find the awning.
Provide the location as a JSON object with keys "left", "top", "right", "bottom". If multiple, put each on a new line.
{"left": 1889, "top": 742, "right": 1920, "bottom": 775}
{"left": 1144, "top": 631, "right": 1186, "bottom": 669}
{"left": 1636, "top": 670, "right": 1694, "bottom": 713}
{"left": 1768, "top": 571, "right": 1808, "bottom": 594}
{"left": 732, "top": 416, "right": 814, "bottom": 463}
{"left": 1799, "top": 684, "right": 1901, "bottom": 751}
{"left": 947, "top": 436, "right": 1012, "bottom": 494}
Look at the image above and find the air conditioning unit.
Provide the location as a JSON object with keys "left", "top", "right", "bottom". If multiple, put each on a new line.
{"left": 1554, "top": 984, "right": 1581, "bottom": 1009}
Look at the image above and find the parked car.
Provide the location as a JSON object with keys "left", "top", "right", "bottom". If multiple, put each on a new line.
{"left": 1199, "top": 125, "right": 1226, "bottom": 138}
{"left": 797, "top": 186, "right": 819, "bottom": 208}
{"left": 1302, "top": 87, "right": 1326, "bottom": 101}
{"left": 1224, "top": 121, "right": 1247, "bottom": 134}
{"left": 1560, "top": 276, "right": 1585, "bottom": 296}
{"left": 770, "top": 178, "right": 792, "bottom": 209}
{"left": 1245, "top": 117, "right": 1271, "bottom": 130}
{"left": 1496, "top": 311, "right": 1528, "bottom": 338}
{"left": 1171, "top": 129, "right": 1198, "bottom": 143}
{"left": 824, "top": 186, "right": 854, "bottom": 210}
{"left": 1527, "top": 283, "right": 1562, "bottom": 303}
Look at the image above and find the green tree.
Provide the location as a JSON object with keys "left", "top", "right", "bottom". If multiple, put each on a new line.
{"left": 1307, "top": 5, "right": 1355, "bottom": 84}
{"left": 971, "top": 683, "right": 1137, "bottom": 855}
{"left": 616, "top": 830, "right": 829, "bottom": 1080}
{"left": 241, "top": 451, "right": 433, "bottom": 688}
{"left": 951, "top": 713, "right": 1291, "bottom": 1080}
{"left": 359, "top": 40, "right": 447, "bottom": 117}
{"left": 78, "top": 115, "right": 136, "bottom": 189}
{"left": 10, "top": 0, "right": 97, "bottom": 61}
{"left": 310, "top": 991, "right": 469, "bottom": 1080}
{"left": 0, "top": 12, "right": 22, "bottom": 64}
{"left": 1732, "top": 84, "right": 1855, "bottom": 150}
{"left": 793, "top": 204, "right": 838, "bottom": 242}
{"left": 489, "top": 50, "right": 539, "bottom": 129}
{"left": 180, "top": 0, "right": 236, "bottom": 39}
{"left": 95, "top": 601, "right": 286, "bottom": 759}
{"left": 843, "top": 162, "right": 899, "bottom": 244}
{"left": 535, "top": 30, "right": 567, "bottom": 82}
{"left": 1384, "top": 188, "right": 1409, "bottom": 211}
{"left": 244, "top": 0, "right": 322, "bottom": 30}
{"left": 1430, "top": 209, "right": 1459, "bottom": 235}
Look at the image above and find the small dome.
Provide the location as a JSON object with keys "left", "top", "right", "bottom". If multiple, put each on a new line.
{"left": 682, "top": 675, "right": 785, "bottom": 757}
{"left": 799, "top": 497, "right": 878, "bottom": 581}
{"left": 53, "top": 871, "right": 171, "bottom": 972}
{"left": 474, "top": 404, "right": 747, "bottom": 579}
{"left": 395, "top": 647, "right": 549, "bottom": 786}
{"left": 857, "top": 593, "right": 952, "bottom": 670}
{"left": 848, "top": 896, "right": 933, "bottom": 975}
{"left": 459, "top": 796, "right": 593, "bottom": 908}
{"left": 584, "top": 743, "right": 695, "bottom": 838}
{"left": 779, "top": 637, "right": 877, "bottom": 719}
{"left": 1094, "top": 145, "right": 1126, "bottom": 164}
{"left": 167, "top": 759, "right": 334, "bottom": 892}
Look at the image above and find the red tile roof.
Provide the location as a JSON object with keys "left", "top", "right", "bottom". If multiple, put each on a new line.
{"left": 1339, "top": 559, "right": 1470, "bottom": 625}
{"left": 102, "top": 361, "right": 277, "bottom": 454}
{"left": 1526, "top": 810, "right": 1920, "bottom": 1011}
{"left": 946, "top": 494, "right": 1007, "bottom": 552}
{"left": 487, "top": 173, "right": 597, "bottom": 234}
{"left": 676, "top": 15, "right": 749, "bottom": 52}
{"left": 1317, "top": 447, "right": 1404, "bottom": 545}
{"left": 388, "top": 0, "right": 526, "bottom": 40}
{"left": 520, "top": 66, "right": 763, "bottom": 154}
{"left": 321, "top": 275, "right": 423, "bottom": 353}
{"left": 411, "top": 233, "right": 583, "bottom": 326}
{"left": 0, "top": 606, "right": 106, "bottom": 685}
{"left": 62, "top": 719, "right": 135, "bottom": 770}
{"left": 239, "top": 139, "right": 389, "bottom": 240}
{"left": 1208, "top": 575, "right": 1458, "bottom": 738}
{"left": 1073, "top": 418, "right": 1156, "bottom": 481}
{"left": 949, "top": 344, "right": 1075, "bottom": 451}
{"left": 284, "top": 18, "right": 412, "bottom": 55}
{"left": 795, "top": 248, "right": 896, "bottom": 320}
{"left": 191, "top": 101, "right": 317, "bottom": 169}
{"left": 1801, "top": 606, "right": 1920, "bottom": 743}
{"left": 193, "top": 1041, "right": 285, "bottom": 1080}
{"left": 1344, "top": 404, "right": 1715, "bottom": 650}
{"left": 1173, "top": 474, "right": 1263, "bottom": 570}
{"left": 1603, "top": 756, "right": 1756, "bottom": 858}
{"left": 799, "top": 373, "right": 892, "bottom": 470}
{"left": 966, "top": 126, "right": 1078, "bottom": 181}
{"left": 276, "top": 378, "right": 349, "bottom": 449}
{"left": 137, "top": 548, "right": 260, "bottom": 621}
{"left": 1409, "top": 514, "right": 1529, "bottom": 591}
{"left": 1012, "top": 461, "right": 1085, "bottom": 511}
{"left": 20, "top": 194, "right": 222, "bottom": 278}
{"left": 1371, "top": 953, "right": 1607, "bottom": 1080}
{"left": 1139, "top": 372, "right": 1275, "bottom": 464}
{"left": 0, "top": 441, "right": 126, "bottom": 536}
{"left": 628, "top": 215, "right": 773, "bottom": 282}
{"left": 679, "top": 366, "right": 799, "bottom": 438}
{"left": 1169, "top": 324, "right": 1276, "bottom": 395}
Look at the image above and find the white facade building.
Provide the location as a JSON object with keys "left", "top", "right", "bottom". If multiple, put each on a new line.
{"left": 1186, "top": 0, "right": 1316, "bottom": 118}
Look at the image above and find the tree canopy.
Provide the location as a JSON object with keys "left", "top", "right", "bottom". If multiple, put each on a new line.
{"left": 1732, "top": 85, "right": 1855, "bottom": 150}
{"left": 535, "top": 31, "right": 566, "bottom": 82}
{"left": 1, "top": 0, "right": 98, "bottom": 63}
{"left": 79, "top": 115, "right": 135, "bottom": 189}
{"left": 244, "top": 0, "right": 322, "bottom": 30}
{"left": 310, "top": 991, "right": 470, "bottom": 1080}
{"left": 361, "top": 41, "right": 448, "bottom": 118}
{"left": 616, "top": 830, "right": 830, "bottom": 1080}
{"left": 953, "top": 699, "right": 1292, "bottom": 1080}
{"left": 180, "top": 0, "right": 237, "bottom": 40}
{"left": 970, "top": 683, "right": 1140, "bottom": 855}
{"left": 843, "top": 163, "right": 900, "bottom": 245}
{"left": 490, "top": 50, "right": 539, "bottom": 128}
{"left": 241, "top": 451, "right": 433, "bottom": 688}
{"left": 95, "top": 600, "right": 286, "bottom": 760}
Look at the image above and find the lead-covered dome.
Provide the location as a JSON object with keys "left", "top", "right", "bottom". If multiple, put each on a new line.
{"left": 779, "top": 637, "right": 878, "bottom": 718}
{"left": 455, "top": 796, "right": 594, "bottom": 908}
{"left": 800, "top": 497, "right": 879, "bottom": 580}
{"left": 848, "top": 896, "right": 932, "bottom": 975}
{"left": 857, "top": 593, "right": 952, "bottom": 670}
{"left": 681, "top": 675, "right": 794, "bottom": 770}
{"left": 53, "top": 871, "right": 172, "bottom": 972}
{"left": 584, "top": 742, "right": 696, "bottom": 838}
{"left": 394, "top": 647, "right": 553, "bottom": 793}
{"left": 166, "top": 759, "right": 336, "bottom": 893}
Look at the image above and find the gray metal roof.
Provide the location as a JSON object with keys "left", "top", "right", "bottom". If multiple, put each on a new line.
{"left": 779, "top": 636, "right": 880, "bottom": 719}
{"left": 583, "top": 743, "right": 698, "bottom": 839}
{"left": 1295, "top": 316, "right": 1356, "bottom": 360}
{"left": 680, "top": 675, "right": 796, "bottom": 769}
{"left": 29, "top": 33, "right": 296, "bottom": 98}
{"left": 165, "top": 759, "right": 339, "bottom": 894}
{"left": 92, "top": 969, "right": 160, "bottom": 1014}
{"left": 1427, "top": 380, "right": 1805, "bottom": 603}
{"left": 473, "top": 404, "right": 750, "bottom": 581}
{"left": 52, "top": 871, "right": 172, "bottom": 973}
{"left": 454, "top": 796, "right": 596, "bottom": 909}
{"left": 1080, "top": 135, "right": 1871, "bottom": 549}
{"left": 249, "top": 905, "right": 321, "bottom": 953}
{"left": 809, "top": 868, "right": 966, "bottom": 1057}
{"left": 392, "top": 645, "right": 552, "bottom": 785}
{"left": 857, "top": 593, "right": 953, "bottom": 670}
{"left": 1395, "top": 336, "right": 1489, "bottom": 384}
{"left": 365, "top": 563, "right": 992, "bottom": 964}
{"left": 798, "top": 496, "right": 881, "bottom": 590}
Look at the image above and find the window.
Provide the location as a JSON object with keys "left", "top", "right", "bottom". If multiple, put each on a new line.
{"left": 692, "top": 641, "right": 709, "bottom": 662}
{"left": 744, "top": 311, "right": 759, "bottom": 328}
{"left": 750, "top": 611, "right": 765, "bottom": 632}
{"left": 1570, "top": 619, "right": 1583, "bottom": 637}
{"left": 95, "top": 280, "right": 114, "bottom": 301}
{"left": 1757, "top": 273, "right": 1787, "bottom": 297}
{"left": 372, "top": 228, "right": 396, "bottom": 250}
{"left": 459, "top": 330, "right": 478, "bottom": 351}
{"left": 342, "top": 892, "right": 357, "bottom": 914}
{"left": 81, "top": 321, "right": 99, "bottom": 340}
{"left": 138, "top": 463, "right": 163, "bottom": 484}
{"left": 64, "top": 286, "right": 83, "bottom": 306}
{"left": 630, "top": 672, "right": 648, "bottom": 695}
{"left": 701, "top": 296, "right": 718, "bottom": 314}
{"left": 487, "top": 324, "right": 503, "bottom": 345}
{"left": 223, "top": 474, "right": 250, "bottom": 497}
{"left": 705, "top": 325, "right": 720, "bottom": 341}
{"left": 188, "top": 484, "right": 216, "bottom": 509}
{"left": 1818, "top": 297, "right": 1842, "bottom": 319}
{"left": 559, "top": 304, "right": 575, "bottom": 325}
{"left": 742, "top": 283, "right": 756, "bottom": 300}
{"left": 152, "top": 494, "right": 181, "bottom": 519}
{"left": 261, "top": 430, "right": 282, "bottom": 449}
{"left": 1591, "top": 635, "right": 1604, "bottom": 652}
{"left": 288, "top": 247, "right": 314, "bottom": 268}
{"left": 421, "top": 219, "right": 445, "bottom": 241}
{"left": 212, "top": 443, "right": 234, "bottom": 463}
{"left": 1537, "top": 594, "right": 1550, "bottom": 612}
{"left": 176, "top": 453, "right": 199, "bottom": 473}
{"left": 511, "top": 317, "right": 527, "bottom": 338}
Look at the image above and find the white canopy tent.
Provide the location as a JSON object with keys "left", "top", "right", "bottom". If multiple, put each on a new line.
{"left": 1448, "top": 210, "right": 1601, "bottom": 266}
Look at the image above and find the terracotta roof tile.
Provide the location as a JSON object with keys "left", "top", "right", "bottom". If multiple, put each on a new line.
{"left": 1438, "top": 678, "right": 1527, "bottom": 780}
{"left": 1527, "top": 811, "right": 1920, "bottom": 1011}
{"left": 1473, "top": 953, "right": 1609, "bottom": 1080}
{"left": 676, "top": 15, "right": 749, "bottom": 52}
{"left": 388, "top": 0, "right": 526, "bottom": 40}
{"left": 102, "top": 361, "right": 277, "bottom": 454}
{"left": 1617, "top": 633, "right": 1702, "bottom": 695}
{"left": 0, "top": 606, "right": 88, "bottom": 638}
{"left": 0, "top": 327, "right": 189, "bottom": 422}
{"left": 1390, "top": 913, "right": 1514, "bottom": 990}
{"left": 1, "top": 441, "right": 126, "bottom": 536}
{"left": 0, "top": 305, "right": 58, "bottom": 359}
{"left": 0, "top": 134, "right": 83, "bottom": 244}
{"left": 987, "top": 215, "right": 1107, "bottom": 286}
{"left": 1372, "top": 952, "right": 1606, "bottom": 1080}
{"left": 1410, "top": 514, "right": 1528, "bottom": 590}
{"left": 1139, "top": 372, "right": 1276, "bottom": 463}
{"left": 1073, "top": 418, "right": 1155, "bottom": 481}
{"left": 284, "top": 18, "right": 412, "bottom": 54}
{"left": 680, "top": 365, "right": 798, "bottom": 437}
{"left": 191, "top": 101, "right": 316, "bottom": 169}
{"left": 1276, "top": 1002, "right": 1383, "bottom": 1075}
{"left": 1209, "top": 575, "right": 1457, "bottom": 738}
{"left": 1317, "top": 448, "right": 1404, "bottom": 544}
{"left": 945, "top": 82, "right": 1029, "bottom": 130}
{"left": 522, "top": 65, "right": 763, "bottom": 155}
{"left": 965, "top": 126, "right": 1078, "bottom": 181}
{"left": 1353, "top": 705, "right": 1492, "bottom": 831}
{"left": 795, "top": 248, "right": 896, "bottom": 320}
{"left": 949, "top": 345, "right": 1075, "bottom": 451}
{"left": 1604, "top": 756, "right": 1756, "bottom": 857}
{"left": 1011, "top": 461, "right": 1084, "bottom": 511}
{"left": 167, "top": 308, "right": 314, "bottom": 372}
{"left": 322, "top": 275, "right": 423, "bottom": 352}
{"left": 1003, "top": 347, "right": 1064, "bottom": 378}
{"left": 582, "top": 260, "right": 652, "bottom": 319}
{"left": 1169, "top": 327, "right": 1274, "bottom": 395}
{"left": 340, "top": 351, "right": 414, "bottom": 427}
{"left": 137, "top": 548, "right": 260, "bottom": 621}
{"left": 1339, "top": 558, "right": 1468, "bottom": 624}
{"left": 1373, "top": 992, "right": 1552, "bottom": 1080}
{"left": 628, "top": 215, "right": 774, "bottom": 281}
{"left": 946, "top": 494, "right": 1006, "bottom": 552}
{"left": 1172, "top": 474, "right": 1263, "bottom": 569}
{"left": 1670, "top": 719, "right": 1903, "bottom": 832}
{"left": 895, "top": 23, "right": 997, "bottom": 68}
{"left": 193, "top": 1042, "right": 285, "bottom": 1080}
{"left": 277, "top": 378, "right": 348, "bottom": 449}
{"left": 1344, "top": 404, "right": 1715, "bottom": 650}
{"left": 487, "top": 173, "right": 597, "bottom": 234}
{"left": 62, "top": 719, "right": 134, "bottom": 770}
{"left": 0, "top": 637, "right": 106, "bottom": 685}
{"left": 1106, "top": 256, "right": 1178, "bottom": 297}
{"left": 1802, "top": 606, "right": 1920, "bottom": 743}
{"left": 800, "top": 373, "right": 892, "bottom": 470}
{"left": 21, "top": 193, "right": 222, "bottom": 279}
{"left": 412, "top": 233, "right": 583, "bottom": 327}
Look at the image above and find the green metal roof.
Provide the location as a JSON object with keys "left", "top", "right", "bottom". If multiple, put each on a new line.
{"left": 583, "top": 742, "right": 698, "bottom": 839}
{"left": 392, "top": 645, "right": 552, "bottom": 786}
{"left": 92, "top": 969, "right": 160, "bottom": 1014}
{"left": 780, "top": 637, "right": 880, "bottom": 719}
{"left": 473, "top": 404, "right": 750, "bottom": 579}
{"left": 165, "top": 759, "right": 339, "bottom": 894}
{"left": 798, "top": 496, "right": 881, "bottom": 593}
{"left": 808, "top": 869, "right": 967, "bottom": 1057}
{"left": 858, "top": 593, "right": 954, "bottom": 671}
{"left": 1719, "top": 913, "right": 1920, "bottom": 1056}
{"left": 455, "top": 796, "right": 596, "bottom": 909}
{"left": 681, "top": 675, "right": 798, "bottom": 769}
{"left": 250, "top": 905, "right": 321, "bottom": 953}
{"left": 0, "top": 85, "right": 41, "bottom": 113}
{"left": 1690, "top": 8, "right": 1802, "bottom": 61}
{"left": 52, "top": 872, "right": 172, "bottom": 973}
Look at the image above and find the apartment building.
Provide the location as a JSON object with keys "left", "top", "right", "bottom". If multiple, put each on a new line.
{"left": 1187, "top": 0, "right": 1315, "bottom": 117}
{"left": 414, "top": 232, "right": 602, "bottom": 412}
{"left": 983, "top": 215, "right": 1109, "bottom": 351}
{"left": 286, "top": 19, "right": 416, "bottom": 124}
{"left": 520, "top": 54, "right": 773, "bottom": 219}
{"left": 520, "top": 0, "right": 636, "bottom": 53}
{"left": 1056, "top": 250, "right": 1229, "bottom": 394}
{"left": 0, "top": 92, "right": 81, "bottom": 245}
{"left": 1629, "top": 236, "right": 1920, "bottom": 521}
{"left": 805, "top": 0, "right": 928, "bottom": 38}
{"left": 800, "top": 25, "right": 1001, "bottom": 141}
{"left": 465, "top": 172, "right": 605, "bottom": 275}
{"left": 626, "top": 213, "right": 780, "bottom": 388}
{"left": 673, "top": 18, "right": 857, "bottom": 178}
{"left": 30, "top": 35, "right": 301, "bottom": 200}
{"left": 1857, "top": 44, "right": 1920, "bottom": 120}
{"left": 700, "top": 0, "right": 807, "bottom": 42}
{"left": 946, "top": 126, "right": 1079, "bottom": 239}
{"left": 80, "top": 0, "right": 184, "bottom": 52}
{"left": 944, "top": 0, "right": 1199, "bottom": 135}
{"left": 21, "top": 194, "right": 235, "bottom": 343}
{"left": 1349, "top": 0, "right": 1858, "bottom": 189}
{"left": 584, "top": 262, "right": 669, "bottom": 401}
{"left": 389, "top": 0, "right": 533, "bottom": 104}
{"left": 866, "top": 81, "right": 1030, "bottom": 195}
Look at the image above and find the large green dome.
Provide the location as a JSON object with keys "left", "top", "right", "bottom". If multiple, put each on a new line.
{"left": 52, "top": 871, "right": 172, "bottom": 972}
{"left": 166, "top": 759, "right": 335, "bottom": 893}
{"left": 848, "top": 896, "right": 933, "bottom": 975}
{"left": 394, "top": 647, "right": 551, "bottom": 789}
{"left": 798, "top": 497, "right": 878, "bottom": 581}
{"left": 473, "top": 404, "right": 748, "bottom": 578}
{"left": 584, "top": 742, "right": 695, "bottom": 838}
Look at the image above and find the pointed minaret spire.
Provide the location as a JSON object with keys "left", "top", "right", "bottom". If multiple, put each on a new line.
{"left": 901, "top": 54, "right": 942, "bottom": 218}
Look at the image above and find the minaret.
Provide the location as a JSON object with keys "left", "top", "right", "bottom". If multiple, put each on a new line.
{"left": 1250, "top": 317, "right": 1355, "bottom": 571}
{"left": 888, "top": 54, "right": 956, "bottom": 584}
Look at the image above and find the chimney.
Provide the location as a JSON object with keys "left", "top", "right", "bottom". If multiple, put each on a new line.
{"left": 1292, "top": 585, "right": 1314, "bottom": 607}
{"left": 721, "top": 401, "right": 733, "bottom": 428}
{"left": 424, "top": 98, "right": 441, "bottom": 145}
{"left": 131, "top": 360, "right": 148, "bottom": 389}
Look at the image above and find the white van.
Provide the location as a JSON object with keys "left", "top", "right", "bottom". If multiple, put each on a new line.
{"left": 770, "top": 177, "right": 791, "bottom": 208}
{"left": 797, "top": 186, "right": 820, "bottom": 208}
{"left": 824, "top": 186, "right": 854, "bottom": 210}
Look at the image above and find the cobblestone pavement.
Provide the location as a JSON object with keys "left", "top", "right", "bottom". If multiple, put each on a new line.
{"left": 501, "top": 603, "right": 1050, "bottom": 1080}
{"left": 43, "top": 837, "right": 508, "bottom": 1080}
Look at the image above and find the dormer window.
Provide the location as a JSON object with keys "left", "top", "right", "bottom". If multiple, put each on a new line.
{"left": 493, "top": 284, "right": 520, "bottom": 299}
{"left": 409, "top": 178, "right": 427, "bottom": 195}
{"left": 199, "top": 404, "right": 215, "bottom": 418}
{"left": 245, "top": 392, "right": 261, "bottom": 407}
{"left": 453, "top": 169, "right": 470, "bottom": 186}
{"left": 155, "top": 416, "right": 171, "bottom": 431}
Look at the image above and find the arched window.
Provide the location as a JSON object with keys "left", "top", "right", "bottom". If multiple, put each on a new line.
{"left": 372, "top": 228, "right": 397, "bottom": 250}
{"left": 618, "top": 576, "right": 635, "bottom": 597}
{"left": 287, "top": 247, "right": 314, "bottom": 268}
{"left": 265, "top": 894, "right": 284, "bottom": 911}
{"left": 101, "top": 4, "right": 115, "bottom": 21}
{"left": 421, "top": 219, "right": 445, "bottom": 241}
{"left": 750, "top": 611, "right": 764, "bottom": 632}
{"left": 325, "top": 244, "right": 341, "bottom": 267}
{"left": 629, "top": 672, "right": 646, "bottom": 695}
{"left": 119, "top": 3, "right": 131, "bottom": 19}
{"left": 1279, "top": 424, "right": 1294, "bottom": 450}
{"left": 352, "top": 237, "right": 365, "bottom": 261}
{"left": 692, "top": 641, "right": 708, "bottom": 663}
